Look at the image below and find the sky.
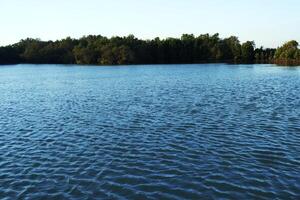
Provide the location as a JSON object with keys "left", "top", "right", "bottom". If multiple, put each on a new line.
{"left": 1, "top": 0, "right": 299, "bottom": 48}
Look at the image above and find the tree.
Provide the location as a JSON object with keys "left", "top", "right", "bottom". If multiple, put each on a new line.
{"left": 274, "top": 40, "right": 299, "bottom": 59}
{"left": 220, "top": 36, "right": 241, "bottom": 61}
{"left": 73, "top": 46, "right": 99, "bottom": 64}
{"left": 241, "top": 41, "right": 255, "bottom": 62}
{"left": 100, "top": 45, "right": 135, "bottom": 65}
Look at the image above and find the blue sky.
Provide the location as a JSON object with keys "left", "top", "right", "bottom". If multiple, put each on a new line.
{"left": 1, "top": 0, "right": 299, "bottom": 47}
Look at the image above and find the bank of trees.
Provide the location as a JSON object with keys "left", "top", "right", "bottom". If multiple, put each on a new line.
{"left": 0, "top": 33, "right": 295, "bottom": 65}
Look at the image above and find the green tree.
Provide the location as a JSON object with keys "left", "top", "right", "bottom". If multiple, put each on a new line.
{"left": 241, "top": 41, "right": 255, "bottom": 62}
{"left": 274, "top": 40, "right": 299, "bottom": 59}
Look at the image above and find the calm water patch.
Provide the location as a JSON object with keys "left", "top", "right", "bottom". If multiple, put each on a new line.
{"left": 0, "top": 64, "right": 299, "bottom": 199}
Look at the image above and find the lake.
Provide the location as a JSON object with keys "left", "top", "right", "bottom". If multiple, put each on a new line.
{"left": 0, "top": 64, "right": 299, "bottom": 199}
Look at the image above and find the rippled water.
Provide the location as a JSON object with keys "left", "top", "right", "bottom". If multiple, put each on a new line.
{"left": 0, "top": 64, "right": 300, "bottom": 199}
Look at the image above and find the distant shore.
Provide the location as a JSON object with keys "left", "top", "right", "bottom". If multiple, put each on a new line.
{"left": 0, "top": 34, "right": 299, "bottom": 66}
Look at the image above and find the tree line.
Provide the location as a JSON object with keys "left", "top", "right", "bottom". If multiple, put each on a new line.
{"left": 0, "top": 33, "right": 298, "bottom": 66}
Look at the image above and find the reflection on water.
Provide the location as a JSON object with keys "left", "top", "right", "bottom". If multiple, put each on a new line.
{"left": 0, "top": 64, "right": 299, "bottom": 199}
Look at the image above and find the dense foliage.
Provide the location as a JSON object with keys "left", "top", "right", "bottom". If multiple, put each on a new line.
{"left": 273, "top": 41, "right": 300, "bottom": 66}
{"left": 0, "top": 33, "right": 293, "bottom": 65}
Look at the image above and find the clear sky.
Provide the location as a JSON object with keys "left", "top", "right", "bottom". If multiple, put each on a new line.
{"left": 1, "top": 0, "right": 299, "bottom": 48}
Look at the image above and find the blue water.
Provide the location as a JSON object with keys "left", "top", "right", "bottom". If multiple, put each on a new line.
{"left": 0, "top": 64, "right": 299, "bottom": 199}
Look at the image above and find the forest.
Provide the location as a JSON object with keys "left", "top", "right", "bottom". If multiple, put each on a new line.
{"left": 0, "top": 33, "right": 298, "bottom": 66}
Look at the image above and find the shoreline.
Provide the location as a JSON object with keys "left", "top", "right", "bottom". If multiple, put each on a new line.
{"left": 0, "top": 62, "right": 299, "bottom": 67}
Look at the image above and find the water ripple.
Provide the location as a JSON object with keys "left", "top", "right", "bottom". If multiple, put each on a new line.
{"left": 0, "top": 64, "right": 299, "bottom": 199}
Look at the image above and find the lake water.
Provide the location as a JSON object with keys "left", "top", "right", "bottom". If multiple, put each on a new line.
{"left": 0, "top": 64, "right": 299, "bottom": 199}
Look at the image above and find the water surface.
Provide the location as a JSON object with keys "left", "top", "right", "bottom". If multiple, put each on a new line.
{"left": 0, "top": 64, "right": 299, "bottom": 199}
